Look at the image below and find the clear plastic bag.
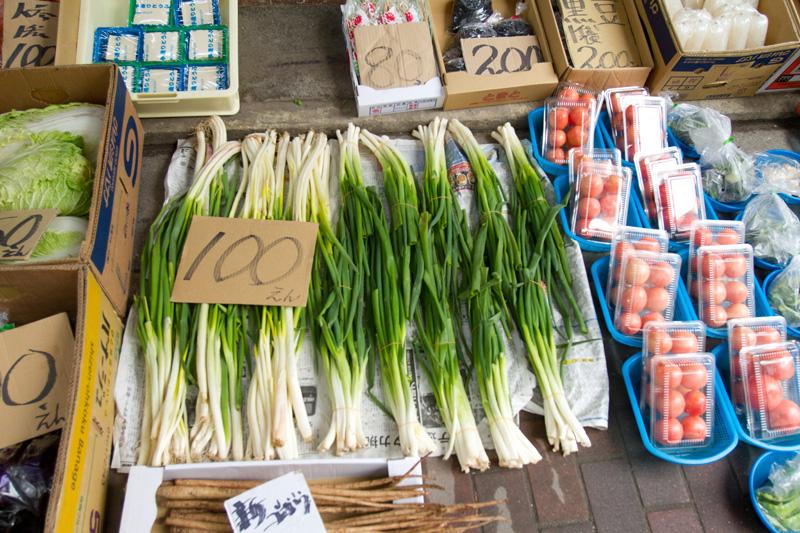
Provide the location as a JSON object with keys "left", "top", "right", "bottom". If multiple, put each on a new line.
{"left": 768, "top": 257, "right": 800, "bottom": 327}
{"left": 702, "top": 141, "right": 755, "bottom": 203}
{"left": 756, "top": 452, "right": 800, "bottom": 532}
{"left": 742, "top": 194, "right": 800, "bottom": 266}
{"left": 750, "top": 152, "right": 800, "bottom": 197}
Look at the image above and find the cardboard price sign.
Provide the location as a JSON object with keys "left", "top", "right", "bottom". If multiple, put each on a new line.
{"left": 462, "top": 35, "right": 542, "bottom": 76}
{"left": 0, "top": 209, "right": 58, "bottom": 260}
{"left": 2, "top": 0, "right": 59, "bottom": 68}
{"left": 171, "top": 216, "right": 318, "bottom": 307}
{"left": 0, "top": 313, "right": 74, "bottom": 449}
{"left": 557, "top": 0, "right": 641, "bottom": 69}
{"left": 354, "top": 22, "right": 437, "bottom": 90}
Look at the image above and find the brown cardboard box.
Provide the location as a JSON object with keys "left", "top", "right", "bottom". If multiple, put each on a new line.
{"left": 429, "top": 0, "right": 559, "bottom": 110}
{"left": 0, "top": 64, "right": 143, "bottom": 316}
{"left": 537, "top": 0, "right": 653, "bottom": 90}
{"left": 0, "top": 265, "right": 123, "bottom": 533}
{"left": 637, "top": 0, "right": 800, "bottom": 99}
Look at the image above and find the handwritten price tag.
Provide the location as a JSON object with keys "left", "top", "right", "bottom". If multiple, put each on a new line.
{"left": 0, "top": 209, "right": 58, "bottom": 261}
{"left": 462, "top": 35, "right": 542, "bottom": 76}
{"left": 171, "top": 216, "right": 318, "bottom": 307}
{"left": 0, "top": 313, "right": 74, "bottom": 449}
{"left": 354, "top": 22, "right": 437, "bottom": 90}
{"left": 224, "top": 472, "right": 325, "bottom": 533}
{"left": 2, "top": 0, "right": 59, "bottom": 68}
{"left": 557, "top": 0, "right": 641, "bottom": 69}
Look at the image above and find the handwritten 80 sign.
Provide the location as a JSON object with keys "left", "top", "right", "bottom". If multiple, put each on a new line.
{"left": 171, "top": 217, "right": 318, "bottom": 307}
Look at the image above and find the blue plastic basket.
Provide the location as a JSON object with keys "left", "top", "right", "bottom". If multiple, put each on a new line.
{"left": 621, "top": 353, "right": 739, "bottom": 465}
{"left": 590, "top": 255, "right": 695, "bottom": 347}
{"left": 678, "top": 249, "right": 772, "bottom": 340}
{"left": 706, "top": 194, "right": 752, "bottom": 215}
{"left": 766, "top": 149, "right": 800, "bottom": 207}
{"left": 712, "top": 343, "right": 800, "bottom": 452}
{"left": 667, "top": 128, "right": 700, "bottom": 160}
{"left": 631, "top": 189, "right": 719, "bottom": 252}
{"left": 749, "top": 450, "right": 800, "bottom": 533}
{"left": 763, "top": 270, "right": 800, "bottom": 339}
{"left": 527, "top": 107, "right": 611, "bottom": 178}
{"left": 734, "top": 210, "right": 786, "bottom": 272}
{"left": 553, "top": 174, "right": 641, "bottom": 252}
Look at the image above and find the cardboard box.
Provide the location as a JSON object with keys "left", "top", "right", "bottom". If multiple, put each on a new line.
{"left": 342, "top": 9, "right": 445, "bottom": 116}
{"left": 0, "top": 265, "right": 124, "bottom": 533}
{"left": 637, "top": 0, "right": 800, "bottom": 99}
{"left": 537, "top": 0, "right": 653, "bottom": 90}
{"left": 759, "top": 47, "right": 800, "bottom": 92}
{"left": 119, "top": 458, "right": 423, "bottom": 532}
{"left": 429, "top": 0, "right": 559, "bottom": 110}
{"left": 0, "top": 64, "right": 142, "bottom": 316}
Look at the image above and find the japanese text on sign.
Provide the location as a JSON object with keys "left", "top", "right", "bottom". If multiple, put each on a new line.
{"left": 2, "top": 1, "right": 59, "bottom": 68}
{"left": 557, "top": 0, "right": 641, "bottom": 69}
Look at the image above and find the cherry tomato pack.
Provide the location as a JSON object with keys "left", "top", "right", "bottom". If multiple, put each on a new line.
{"left": 654, "top": 163, "right": 706, "bottom": 241}
{"left": 645, "top": 353, "right": 716, "bottom": 450}
{"left": 543, "top": 96, "right": 596, "bottom": 165}
{"left": 739, "top": 341, "right": 800, "bottom": 441}
{"left": 613, "top": 251, "right": 682, "bottom": 336}
{"left": 634, "top": 147, "right": 683, "bottom": 227}
{"left": 687, "top": 220, "right": 746, "bottom": 298}
{"left": 696, "top": 244, "right": 755, "bottom": 329}
{"left": 604, "top": 86, "right": 649, "bottom": 154}
{"left": 568, "top": 147, "right": 622, "bottom": 186}
{"left": 727, "top": 316, "right": 788, "bottom": 416}
{"left": 607, "top": 226, "right": 669, "bottom": 309}
{"left": 619, "top": 95, "right": 668, "bottom": 161}
{"left": 570, "top": 160, "right": 631, "bottom": 243}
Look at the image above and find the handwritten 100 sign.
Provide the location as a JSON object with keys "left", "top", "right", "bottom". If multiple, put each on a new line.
{"left": 171, "top": 216, "right": 319, "bottom": 307}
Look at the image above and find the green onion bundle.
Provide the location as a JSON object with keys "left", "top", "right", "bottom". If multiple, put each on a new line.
{"left": 448, "top": 119, "right": 541, "bottom": 467}
{"left": 412, "top": 118, "right": 489, "bottom": 472}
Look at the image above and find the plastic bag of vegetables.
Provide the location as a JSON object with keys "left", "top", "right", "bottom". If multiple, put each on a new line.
{"left": 742, "top": 194, "right": 800, "bottom": 266}
{"left": 768, "top": 257, "right": 800, "bottom": 327}
{"left": 756, "top": 452, "right": 800, "bottom": 532}
{"left": 750, "top": 152, "right": 800, "bottom": 197}
{"left": 666, "top": 100, "right": 705, "bottom": 148}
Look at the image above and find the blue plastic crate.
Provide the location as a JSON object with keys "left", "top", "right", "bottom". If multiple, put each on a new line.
{"left": 712, "top": 343, "right": 800, "bottom": 452}
{"left": 667, "top": 128, "right": 700, "bottom": 160}
{"left": 553, "top": 174, "right": 641, "bottom": 252}
{"left": 706, "top": 194, "right": 752, "bottom": 215}
{"left": 766, "top": 149, "right": 800, "bottom": 207}
{"left": 749, "top": 450, "right": 800, "bottom": 533}
{"left": 631, "top": 190, "right": 719, "bottom": 252}
{"left": 527, "top": 106, "right": 610, "bottom": 178}
{"left": 621, "top": 353, "right": 739, "bottom": 465}
{"left": 590, "top": 255, "right": 695, "bottom": 347}
{"left": 734, "top": 210, "right": 786, "bottom": 272}
{"left": 678, "top": 249, "right": 772, "bottom": 340}
{"left": 763, "top": 270, "right": 800, "bottom": 339}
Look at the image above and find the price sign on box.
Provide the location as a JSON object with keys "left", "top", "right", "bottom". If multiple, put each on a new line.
{"left": 2, "top": 0, "right": 59, "bottom": 68}
{"left": 462, "top": 35, "right": 542, "bottom": 76}
{"left": 354, "top": 22, "right": 438, "bottom": 90}
{"left": 0, "top": 209, "right": 58, "bottom": 260}
{"left": 171, "top": 216, "right": 318, "bottom": 307}
{"left": 557, "top": 0, "right": 641, "bottom": 69}
{"left": 0, "top": 313, "right": 74, "bottom": 449}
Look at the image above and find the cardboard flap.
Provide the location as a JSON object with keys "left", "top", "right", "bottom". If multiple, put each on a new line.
{"left": 354, "top": 22, "right": 438, "bottom": 90}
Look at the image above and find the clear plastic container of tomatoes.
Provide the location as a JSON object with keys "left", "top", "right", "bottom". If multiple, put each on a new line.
{"left": 740, "top": 341, "right": 800, "bottom": 441}
{"left": 634, "top": 147, "right": 683, "bottom": 226}
{"left": 728, "top": 317, "right": 788, "bottom": 416}
{"left": 555, "top": 81, "right": 600, "bottom": 119}
{"left": 687, "top": 220, "right": 745, "bottom": 299}
{"left": 646, "top": 353, "right": 716, "bottom": 450}
{"left": 568, "top": 147, "right": 622, "bottom": 185}
{"left": 613, "top": 251, "right": 682, "bottom": 336}
{"left": 604, "top": 86, "right": 649, "bottom": 153}
{"left": 696, "top": 243, "right": 756, "bottom": 330}
{"left": 607, "top": 226, "right": 669, "bottom": 308}
{"left": 571, "top": 161, "right": 631, "bottom": 242}
{"left": 654, "top": 163, "right": 706, "bottom": 241}
{"left": 620, "top": 95, "right": 668, "bottom": 162}
{"left": 543, "top": 96, "right": 596, "bottom": 165}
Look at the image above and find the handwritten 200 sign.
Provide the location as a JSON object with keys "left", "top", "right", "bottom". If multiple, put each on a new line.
{"left": 0, "top": 209, "right": 58, "bottom": 260}
{"left": 171, "top": 216, "right": 318, "bottom": 307}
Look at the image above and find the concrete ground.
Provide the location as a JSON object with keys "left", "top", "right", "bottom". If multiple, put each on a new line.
{"left": 115, "top": 2, "right": 800, "bottom": 532}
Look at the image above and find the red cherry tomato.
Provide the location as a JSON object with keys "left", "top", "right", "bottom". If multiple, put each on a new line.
{"left": 617, "top": 312, "right": 642, "bottom": 335}
{"left": 578, "top": 173, "right": 604, "bottom": 197}
{"left": 549, "top": 108, "right": 570, "bottom": 130}
{"left": 648, "top": 262, "right": 674, "bottom": 288}
{"left": 625, "top": 104, "right": 636, "bottom": 123}
{"left": 725, "top": 281, "right": 748, "bottom": 304}
{"left": 671, "top": 331, "right": 699, "bottom": 354}
{"left": 769, "top": 399, "right": 800, "bottom": 431}
{"left": 655, "top": 417, "right": 684, "bottom": 445}
{"left": 641, "top": 311, "right": 665, "bottom": 329}
{"left": 566, "top": 126, "right": 587, "bottom": 148}
{"left": 558, "top": 87, "right": 580, "bottom": 101}
{"left": 731, "top": 326, "right": 757, "bottom": 352}
{"left": 646, "top": 287, "right": 670, "bottom": 313}
{"left": 625, "top": 258, "right": 650, "bottom": 285}
{"left": 579, "top": 92, "right": 596, "bottom": 107}
{"left": 701, "top": 254, "right": 726, "bottom": 279}
{"left": 600, "top": 195, "right": 619, "bottom": 217}
{"left": 726, "top": 303, "right": 751, "bottom": 320}
{"left": 569, "top": 107, "right": 590, "bottom": 128}
{"left": 763, "top": 351, "right": 796, "bottom": 381}
{"left": 756, "top": 327, "right": 782, "bottom": 345}
{"left": 681, "top": 363, "right": 708, "bottom": 390}
{"left": 701, "top": 281, "right": 726, "bottom": 305}
{"left": 716, "top": 228, "right": 741, "bottom": 245}
{"left": 703, "top": 305, "right": 728, "bottom": 328}
{"left": 620, "top": 286, "right": 648, "bottom": 313}
{"left": 693, "top": 227, "right": 713, "bottom": 248}
{"left": 684, "top": 390, "right": 707, "bottom": 416}
{"left": 748, "top": 374, "right": 783, "bottom": 411}
{"left": 681, "top": 415, "right": 708, "bottom": 441}
{"left": 634, "top": 237, "right": 661, "bottom": 253}
{"left": 605, "top": 174, "right": 622, "bottom": 195}
{"left": 655, "top": 389, "right": 686, "bottom": 418}
{"left": 546, "top": 148, "right": 566, "bottom": 163}
{"left": 724, "top": 254, "right": 748, "bottom": 278}
{"left": 548, "top": 129, "right": 567, "bottom": 148}
{"left": 689, "top": 280, "right": 698, "bottom": 299}
{"left": 645, "top": 328, "right": 673, "bottom": 355}
{"left": 614, "top": 241, "right": 635, "bottom": 261}
{"left": 577, "top": 197, "right": 601, "bottom": 219}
